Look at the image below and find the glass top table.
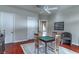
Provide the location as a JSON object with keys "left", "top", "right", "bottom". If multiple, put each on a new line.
{"left": 39, "top": 36, "right": 55, "bottom": 54}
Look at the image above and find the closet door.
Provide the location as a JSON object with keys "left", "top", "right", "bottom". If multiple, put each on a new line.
{"left": 1, "top": 12, "right": 15, "bottom": 44}
{"left": 15, "top": 15, "right": 27, "bottom": 42}
{"left": 26, "top": 16, "right": 38, "bottom": 40}
{"left": 0, "top": 13, "right": 2, "bottom": 32}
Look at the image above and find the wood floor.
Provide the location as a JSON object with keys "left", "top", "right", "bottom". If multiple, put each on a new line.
{"left": 61, "top": 44, "right": 79, "bottom": 53}
{"left": 3, "top": 40, "right": 79, "bottom": 54}
{"left": 5, "top": 43, "right": 24, "bottom": 54}
{"left": 4, "top": 40, "right": 34, "bottom": 54}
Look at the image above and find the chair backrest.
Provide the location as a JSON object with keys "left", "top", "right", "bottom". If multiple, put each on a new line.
{"left": 61, "top": 32, "right": 72, "bottom": 38}
{"left": 52, "top": 32, "right": 57, "bottom": 37}
{"left": 34, "top": 33, "right": 39, "bottom": 43}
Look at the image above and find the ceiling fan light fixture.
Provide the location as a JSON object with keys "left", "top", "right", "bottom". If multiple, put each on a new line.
{"left": 44, "top": 9, "right": 51, "bottom": 14}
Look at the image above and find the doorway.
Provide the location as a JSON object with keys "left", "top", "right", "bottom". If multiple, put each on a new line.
{"left": 39, "top": 20, "right": 48, "bottom": 36}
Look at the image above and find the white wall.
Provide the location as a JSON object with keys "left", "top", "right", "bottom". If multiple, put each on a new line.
{"left": 63, "top": 6, "right": 79, "bottom": 46}
{"left": 26, "top": 16, "right": 38, "bottom": 39}
{"left": 50, "top": 6, "right": 79, "bottom": 46}
{"left": 0, "top": 6, "right": 39, "bottom": 43}
{"left": 14, "top": 15, "right": 38, "bottom": 42}
{"left": 48, "top": 13, "right": 56, "bottom": 35}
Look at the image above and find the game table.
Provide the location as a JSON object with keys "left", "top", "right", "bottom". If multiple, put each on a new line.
{"left": 40, "top": 36, "right": 55, "bottom": 54}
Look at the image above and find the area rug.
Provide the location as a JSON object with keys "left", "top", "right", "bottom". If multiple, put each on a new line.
{"left": 21, "top": 43, "right": 78, "bottom": 54}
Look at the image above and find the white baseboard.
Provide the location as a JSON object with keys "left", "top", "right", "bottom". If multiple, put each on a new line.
{"left": 13, "top": 39, "right": 33, "bottom": 43}
{"left": 5, "top": 39, "right": 33, "bottom": 44}
{"left": 72, "top": 43, "right": 79, "bottom": 46}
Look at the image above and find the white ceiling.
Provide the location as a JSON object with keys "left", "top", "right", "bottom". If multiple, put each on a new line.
{"left": 7, "top": 5, "right": 73, "bottom": 15}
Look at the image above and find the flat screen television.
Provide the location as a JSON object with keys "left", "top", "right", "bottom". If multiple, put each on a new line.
{"left": 54, "top": 22, "right": 64, "bottom": 30}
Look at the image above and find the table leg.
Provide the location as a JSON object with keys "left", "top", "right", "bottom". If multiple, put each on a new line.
{"left": 37, "top": 47, "right": 39, "bottom": 54}
{"left": 45, "top": 42, "right": 47, "bottom": 54}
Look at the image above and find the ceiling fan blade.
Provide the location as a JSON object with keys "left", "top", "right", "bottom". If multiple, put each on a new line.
{"left": 48, "top": 7, "right": 58, "bottom": 10}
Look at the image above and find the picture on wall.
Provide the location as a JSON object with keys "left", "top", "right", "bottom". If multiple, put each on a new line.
{"left": 54, "top": 22, "right": 64, "bottom": 30}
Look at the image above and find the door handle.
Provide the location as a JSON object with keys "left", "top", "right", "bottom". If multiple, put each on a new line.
{"left": 11, "top": 32, "right": 13, "bottom": 33}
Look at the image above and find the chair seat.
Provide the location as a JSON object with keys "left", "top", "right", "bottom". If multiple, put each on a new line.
{"left": 63, "top": 37, "right": 71, "bottom": 40}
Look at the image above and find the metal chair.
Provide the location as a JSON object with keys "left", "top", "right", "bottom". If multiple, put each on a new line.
{"left": 61, "top": 32, "right": 72, "bottom": 45}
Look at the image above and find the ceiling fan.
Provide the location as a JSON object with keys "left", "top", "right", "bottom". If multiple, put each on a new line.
{"left": 36, "top": 5, "right": 58, "bottom": 14}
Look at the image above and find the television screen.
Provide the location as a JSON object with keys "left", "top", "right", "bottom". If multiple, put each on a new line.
{"left": 54, "top": 22, "right": 64, "bottom": 30}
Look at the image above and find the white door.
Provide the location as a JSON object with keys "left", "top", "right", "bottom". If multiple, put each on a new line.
{"left": 26, "top": 16, "right": 38, "bottom": 40}
{"left": 1, "top": 12, "right": 15, "bottom": 44}
{"left": 15, "top": 15, "right": 27, "bottom": 42}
